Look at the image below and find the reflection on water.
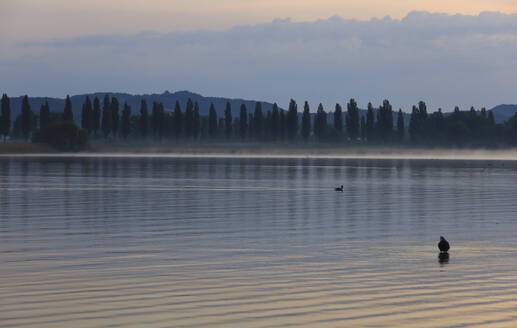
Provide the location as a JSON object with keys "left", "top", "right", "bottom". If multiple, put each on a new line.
{"left": 438, "top": 252, "right": 450, "bottom": 266}
{"left": 2, "top": 157, "right": 517, "bottom": 327}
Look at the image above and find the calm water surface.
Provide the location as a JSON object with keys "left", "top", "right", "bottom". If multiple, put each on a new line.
{"left": 1, "top": 156, "right": 517, "bottom": 327}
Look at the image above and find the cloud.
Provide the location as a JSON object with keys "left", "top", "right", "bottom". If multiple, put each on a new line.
{"left": 2, "top": 11, "right": 517, "bottom": 111}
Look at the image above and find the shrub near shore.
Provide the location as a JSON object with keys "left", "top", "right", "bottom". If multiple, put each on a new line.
{"left": 32, "top": 122, "right": 88, "bottom": 151}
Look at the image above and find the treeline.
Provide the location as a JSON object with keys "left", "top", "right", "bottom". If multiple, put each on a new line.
{"left": 2, "top": 93, "right": 517, "bottom": 147}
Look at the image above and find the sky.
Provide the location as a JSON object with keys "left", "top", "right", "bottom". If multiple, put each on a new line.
{"left": 2, "top": 0, "right": 517, "bottom": 111}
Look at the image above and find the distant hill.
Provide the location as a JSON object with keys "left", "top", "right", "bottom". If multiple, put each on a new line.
{"left": 6, "top": 91, "right": 282, "bottom": 123}
{"left": 489, "top": 105, "right": 517, "bottom": 123}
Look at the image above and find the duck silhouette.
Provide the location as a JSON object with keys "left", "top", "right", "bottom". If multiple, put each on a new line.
{"left": 335, "top": 185, "right": 344, "bottom": 192}
{"left": 438, "top": 236, "right": 450, "bottom": 253}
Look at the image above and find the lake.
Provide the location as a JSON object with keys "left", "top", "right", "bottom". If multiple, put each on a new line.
{"left": 1, "top": 156, "right": 517, "bottom": 327}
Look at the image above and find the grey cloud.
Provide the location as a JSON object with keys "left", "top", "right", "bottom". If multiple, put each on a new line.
{"left": 3, "top": 11, "right": 517, "bottom": 111}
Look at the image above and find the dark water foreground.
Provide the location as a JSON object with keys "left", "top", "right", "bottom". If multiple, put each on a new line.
{"left": 1, "top": 156, "right": 517, "bottom": 327}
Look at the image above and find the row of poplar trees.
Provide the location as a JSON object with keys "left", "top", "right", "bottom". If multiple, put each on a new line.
{"left": 0, "top": 93, "right": 512, "bottom": 145}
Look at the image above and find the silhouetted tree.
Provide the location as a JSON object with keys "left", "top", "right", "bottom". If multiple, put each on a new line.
{"left": 271, "top": 103, "right": 280, "bottom": 140}
{"left": 377, "top": 99, "right": 393, "bottom": 142}
{"left": 239, "top": 104, "right": 248, "bottom": 139}
{"left": 233, "top": 117, "right": 240, "bottom": 138}
{"left": 63, "top": 95, "right": 73, "bottom": 123}
{"left": 286, "top": 99, "right": 298, "bottom": 140}
{"left": 157, "top": 103, "right": 165, "bottom": 139}
{"left": 184, "top": 98, "right": 194, "bottom": 138}
{"left": 193, "top": 102, "right": 200, "bottom": 139}
{"left": 92, "top": 97, "right": 101, "bottom": 136}
{"left": 301, "top": 101, "right": 311, "bottom": 141}
{"left": 172, "top": 101, "right": 182, "bottom": 139}
{"left": 334, "top": 103, "right": 343, "bottom": 138}
{"left": 101, "top": 95, "right": 112, "bottom": 138}
{"left": 248, "top": 113, "right": 254, "bottom": 138}
{"left": 224, "top": 102, "right": 232, "bottom": 139}
{"left": 264, "top": 111, "right": 272, "bottom": 139}
{"left": 140, "top": 99, "right": 148, "bottom": 137}
{"left": 81, "top": 96, "right": 92, "bottom": 134}
{"left": 409, "top": 105, "right": 418, "bottom": 142}
{"left": 279, "top": 110, "right": 286, "bottom": 140}
{"left": 346, "top": 99, "right": 359, "bottom": 141}
{"left": 151, "top": 101, "right": 160, "bottom": 137}
{"left": 33, "top": 121, "right": 88, "bottom": 151}
{"left": 409, "top": 101, "right": 429, "bottom": 143}
{"left": 397, "top": 109, "right": 404, "bottom": 140}
{"left": 314, "top": 103, "right": 327, "bottom": 140}
{"left": 360, "top": 116, "right": 366, "bottom": 141}
{"left": 488, "top": 111, "right": 495, "bottom": 126}
{"left": 40, "top": 101, "right": 50, "bottom": 131}
{"left": 208, "top": 103, "right": 218, "bottom": 138}
{"left": 366, "top": 102, "right": 375, "bottom": 142}
{"left": 121, "top": 103, "right": 131, "bottom": 139}
{"left": 21, "top": 95, "right": 32, "bottom": 140}
{"left": 481, "top": 107, "right": 487, "bottom": 119}
{"left": 111, "top": 97, "right": 119, "bottom": 137}
{"left": 1, "top": 94, "right": 11, "bottom": 140}
{"left": 253, "top": 102, "right": 263, "bottom": 140}
{"left": 429, "top": 108, "right": 445, "bottom": 143}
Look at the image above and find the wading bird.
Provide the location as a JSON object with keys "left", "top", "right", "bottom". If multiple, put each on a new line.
{"left": 438, "top": 236, "right": 450, "bottom": 253}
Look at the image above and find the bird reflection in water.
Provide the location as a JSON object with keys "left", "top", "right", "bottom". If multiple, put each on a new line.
{"left": 438, "top": 252, "right": 449, "bottom": 265}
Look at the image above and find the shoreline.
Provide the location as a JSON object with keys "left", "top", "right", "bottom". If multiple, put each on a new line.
{"left": 2, "top": 142, "right": 517, "bottom": 161}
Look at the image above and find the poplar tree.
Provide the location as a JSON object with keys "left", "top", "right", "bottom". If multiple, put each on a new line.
{"left": 92, "top": 97, "right": 101, "bottom": 136}
{"left": 21, "top": 95, "right": 32, "bottom": 140}
{"left": 40, "top": 101, "right": 50, "bottom": 131}
{"left": 1, "top": 94, "right": 10, "bottom": 140}
{"left": 346, "top": 98, "right": 359, "bottom": 141}
{"left": 397, "top": 109, "right": 404, "bottom": 140}
{"left": 377, "top": 99, "right": 393, "bottom": 142}
{"left": 239, "top": 104, "right": 247, "bottom": 139}
{"left": 334, "top": 103, "right": 343, "bottom": 138}
{"left": 488, "top": 111, "right": 495, "bottom": 126}
{"left": 253, "top": 102, "right": 263, "bottom": 140}
{"left": 271, "top": 103, "right": 280, "bottom": 140}
{"left": 208, "top": 103, "right": 218, "bottom": 138}
{"left": 157, "top": 103, "right": 165, "bottom": 139}
{"left": 366, "top": 102, "right": 375, "bottom": 142}
{"left": 63, "top": 95, "right": 73, "bottom": 122}
{"left": 360, "top": 116, "right": 366, "bottom": 141}
{"left": 265, "top": 111, "right": 272, "bottom": 139}
{"left": 301, "top": 101, "right": 311, "bottom": 141}
{"left": 151, "top": 101, "right": 160, "bottom": 137}
{"left": 184, "top": 98, "right": 194, "bottom": 138}
{"left": 224, "top": 102, "right": 232, "bottom": 139}
{"left": 286, "top": 99, "right": 298, "bottom": 140}
{"left": 193, "top": 101, "right": 200, "bottom": 139}
{"left": 101, "top": 95, "right": 112, "bottom": 138}
{"left": 408, "top": 101, "right": 427, "bottom": 143}
{"left": 111, "top": 97, "right": 119, "bottom": 137}
{"left": 172, "top": 101, "right": 182, "bottom": 139}
{"left": 121, "top": 103, "right": 131, "bottom": 139}
{"left": 314, "top": 103, "right": 327, "bottom": 140}
{"left": 279, "top": 110, "right": 286, "bottom": 139}
{"left": 81, "top": 96, "right": 93, "bottom": 134}
{"left": 248, "top": 113, "right": 254, "bottom": 138}
{"left": 140, "top": 99, "right": 148, "bottom": 137}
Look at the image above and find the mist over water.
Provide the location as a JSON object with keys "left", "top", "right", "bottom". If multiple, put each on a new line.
{"left": 1, "top": 156, "right": 517, "bottom": 327}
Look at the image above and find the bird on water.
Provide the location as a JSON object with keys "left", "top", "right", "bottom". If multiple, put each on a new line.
{"left": 335, "top": 185, "right": 344, "bottom": 192}
{"left": 438, "top": 236, "right": 450, "bottom": 253}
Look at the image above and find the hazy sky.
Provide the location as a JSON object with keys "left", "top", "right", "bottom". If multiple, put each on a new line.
{"left": 2, "top": 1, "right": 517, "bottom": 111}
{"left": 3, "top": 0, "right": 517, "bottom": 40}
